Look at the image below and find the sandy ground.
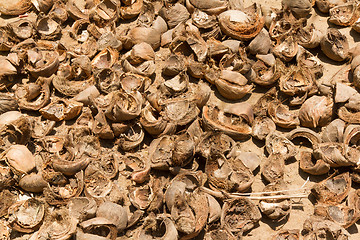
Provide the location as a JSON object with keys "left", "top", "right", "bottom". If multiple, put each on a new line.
{"left": 207, "top": 0, "right": 360, "bottom": 239}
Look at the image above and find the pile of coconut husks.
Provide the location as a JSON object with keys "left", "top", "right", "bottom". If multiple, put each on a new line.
{"left": 1, "top": 0, "right": 360, "bottom": 239}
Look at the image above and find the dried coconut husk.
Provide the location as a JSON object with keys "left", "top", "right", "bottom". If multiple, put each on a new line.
{"left": 16, "top": 76, "right": 51, "bottom": 111}
{"left": 207, "top": 38, "right": 230, "bottom": 57}
{"left": 66, "top": 0, "right": 96, "bottom": 20}
{"left": 96, "top": 201, "right": 127, "bottom": 231}
{"left": 299, "top": 96, "right": 333, "bottom": 128}
{"left": 0, "top": 56, "right": 17, "bottom": 76}
{"left": 311, "top": 172, "right": 351, "bottom": 204}
{"left": 269, "top": 10, "right": 296, "bottom": 40}
{"left": 186, "top": 0, "right": 228, "bottom": 15}
{"left": 0, "top": 93, "right": 18, "bottom": 115}
{"left": 0, "top": 218, "right": 10, "bottom": 239}
{"left": 4, "top": 144, "right": 36, "bottom": 175}
{"left": 252, "top": 116, "right": 276, "bottom": 141}
{"left": 117, "top": 122, "right": 144, "bottom": 151}
{"left": 129, "top": 185, "right": 154, "bottom": 210}
{"left": 271, "top": 229, "right": 300, "bottom": 240}
{"left": 221, "top": 50, "right": 250, "bottom": 71}
{"left": 314, "top": 202, "right": 359, "bottom": 229}
{"left": 259, "top": 181, "right": 291, "bottom": 221}
{"left": 286, "top": 127, "right": 322, "bottom": 148}
{"left": 91, "top": 151, "right": 118, "bottom": 179}
{"left": 296, "top": 46, "right": 323, "bottom": 78}
{"left": 221, "top": 197, "right": 261, "bottom": 234}
{"left": 313, "top": 142, "right": 357, "bottom": 167}
{"left": 149, "top": 133, "right": 195, "bottom": 170}
{"left": 197, "top": 132, "right": 235, "bottom": 159}
{"left": 50, "top": 140, "right": 92, "bottom": 176}
{"left": 298, "top": 151, "right": 330, "bottom": 175}
{"left": 60, "top": 30, "right": 98, "bottom": 58}
{"left": 26, "top": 49, "right": 59, "bottom": 78}
{"left": 159, "top": 3, "right": 190, "bottom": 29}
{"left": 204, "top": 228, "right": 237, "bottom": 240}
{"left": 137, "top": 215, "right": 178, "bottom": 240}
{"left": 120, "top": 0, "right": 143, "bottom": 19}
{"left": 174, "top": 188, "right": 208, "bottom": 239}
{"left": 94, "top": 68, "right": 121, "bottom": 94}
{"left": 248, "top": 57, "right": 282, "bottom": 86}
{"left": 122, "top": 57, "right": 156, "bottom": 77}
{"left": 48, "top": 1, "right": 68, "bottom": 23}
{"left": 0, "top": 0, "right": 32, "bottom": 16}
{"left": 162, "top": 54, "right": 186, "bottom": 77}
{"left": 19, "top": 172, "right": 48, "bottom": 193}
{"left": 92, "top": 47, "right": 119, "bottom": 70}
{"left": 295, "top": 23, "right": 322, "bottom": 49}
{"left": 338, "top": 106, "right": 360, "bottom": 124}
{"left": 320, "top": 28, "right": 349, "bottom": 62}
{"left": 140, "top": 104, "right": 168, "bottom": 137}
{"left": 321, "top": 119, "right": 345, "bottom": 143}
{"left": 279, "top": 65, "right": 317, "bottom": 102}
{"left": 8, "top": 198, "right": 46, "bottom": 233}
{"left": 162, "top": 98, "right": 199, "bottom": 126}
{"left": 33, "top": 208, "right": 78, "bottom": 240}
{"left": 266, "top": 132, "right": 298, "bottom": 159}
{"left": 253, "top": 87, "right": 278, "bottom": 116}
{"left": 352, "top": 17, "right": 360, "bottom": 33}
{"left": 202, "top": 103, "right": 253, "bottom": 140}
{"left": 40, "top": 98, "right": 83, "bottom": 121}
{"left": 0, "top": 165, "right": 16, "bottom": 190}
{"left": 192, "top": 10, "right": 220, "bottom": 40}
{"left": 315, "top": 0, "right": 347, "bottom": 13}
{"left": 329, "top": 3, "right": 359, "bottom": 26}
{"left": 248, "top": 28, "right": 271, "bottom": 55}
{"left": 161, "top": 72, "right": 189, "bottom": 96}
{"left": 8, "top": 19, "right": 35, "bottom": 40}
{"left": 219, "top": 4, "right": 264, "bottom": 41}
{"left": 206, "top": 148, "right": 254, "bottom": 193}
{"left": 123, "top": 151, "right": 150, "bottom": 183}
{"left": 261, "top": 153, "right": 285, "bottom": 183}
{"left": 67, "top": 197, "right": 97, "bottom": 222}
{"left": 84, "top": 168, "right": 114, "bottom": 202}
{"left": 0, "top": 29, "right": 14, "bottom": 52}
{"left": 273, "top": 35, "right": 298, "bottom": 62}
{"left": 164, "top": 172, "right": 208, "bottom": 239}
{"left": 77, "top": 218, "right": 117, "bottom": 240}
{"left": 121, "top": 72, "right": 150, "bottom": 93}
{"left": 90, "top": 0, "right": 119, "bottom": 27}
{"left": 126, "top": 15, "right": 167, "bottom": 50}
{"left": 44, "top": 170, "right": 84, "bottom": 205}
{"left": 283, "top": 0, "right": 312, "bottom": 18}
{"left": 0, "top": 112, "right": 31, "bottom": 149}
{"left": 268, "top": 100, "right": 300, "bottom": 128}
{"left": 36, "top": 15, "right": 61, "bottom": 40}
{"left": 105, "top": 90, "right": 142, "bottom": 121}
{"left": 215, "top": 70, "right": 253, "bottom": 100}
{"left": 302, "top": 216, "right": 350, "bottom": 239}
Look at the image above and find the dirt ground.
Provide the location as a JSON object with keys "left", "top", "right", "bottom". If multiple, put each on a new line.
{"left": 207, "top": 0, "right": 360, "bottom": 239}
